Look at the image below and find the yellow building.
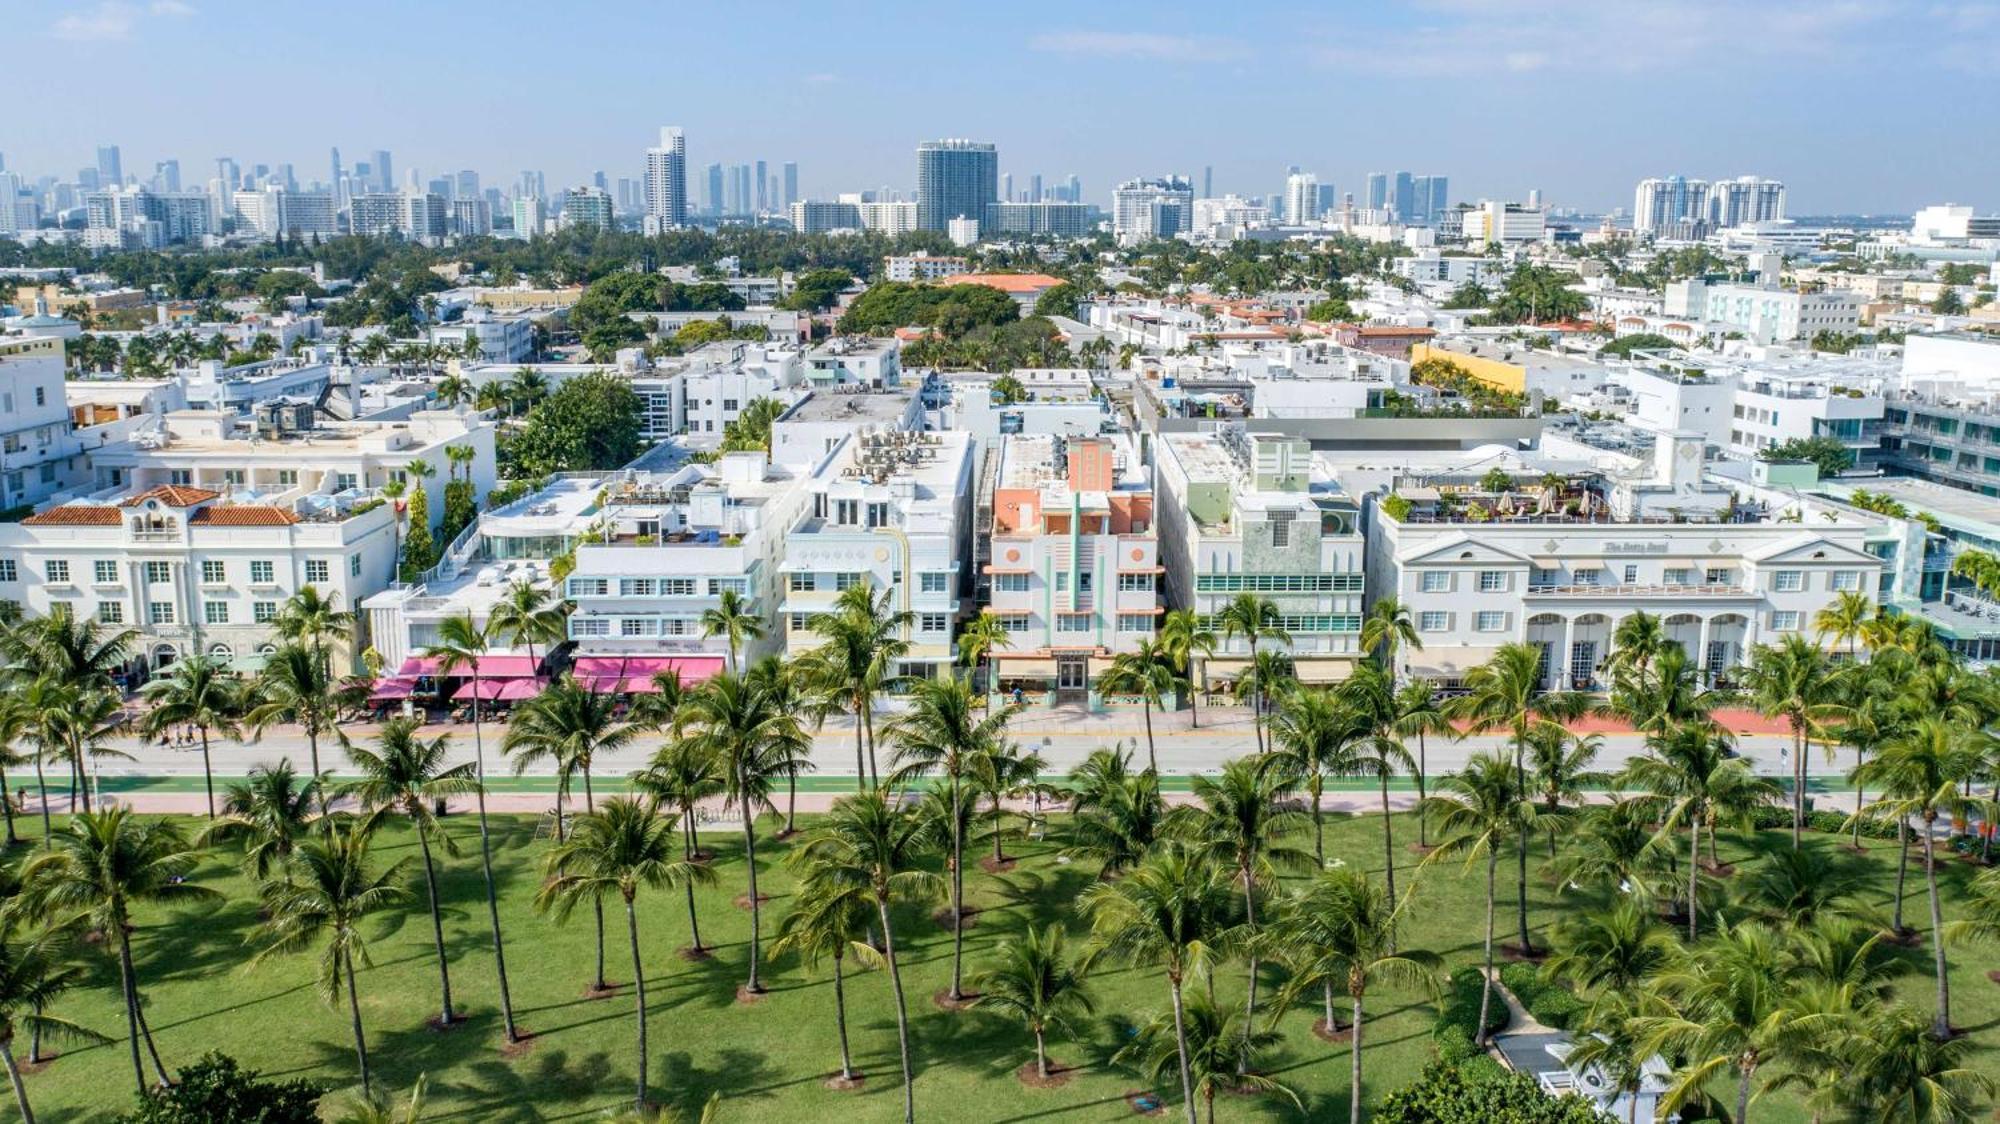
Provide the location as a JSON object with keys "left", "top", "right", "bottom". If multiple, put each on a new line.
{"left": 1410, "top": 341, "right": 1526, "bottom": 395}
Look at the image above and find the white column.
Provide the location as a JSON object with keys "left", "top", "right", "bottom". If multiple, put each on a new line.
{"left": 1697, "top": 616, "right": 1713, "bottom": 685}
{"left": 1560, "top": 615, "right": 1575, "bottom": 689}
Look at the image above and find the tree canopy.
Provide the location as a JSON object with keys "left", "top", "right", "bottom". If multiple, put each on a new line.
{"left": 502, "top": 372, "right": 645, "bottom": 478}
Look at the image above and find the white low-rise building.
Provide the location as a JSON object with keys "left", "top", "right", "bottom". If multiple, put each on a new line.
{"left": 1701, "top": 283, "right": 1861, "bottom": 343}
{"left": 1, "top": 335, "right": 86, "bottom": 511}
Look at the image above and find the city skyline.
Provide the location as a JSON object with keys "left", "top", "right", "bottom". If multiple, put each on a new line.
{"left": 7, "top": 0, "right": 1997, "bottom": 214}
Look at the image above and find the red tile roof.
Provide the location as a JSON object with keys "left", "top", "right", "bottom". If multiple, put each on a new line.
{"left": 943, "top": 273, "right": 1064, "bottom": 294}
{"left": 189, "top": 506, "right": 299, "bottom": 526}
{"left": 19, "top": 505, "right": 122, "bottom": 527}
{"left": 122, "top": 485, "right": 221, "bottom": 508}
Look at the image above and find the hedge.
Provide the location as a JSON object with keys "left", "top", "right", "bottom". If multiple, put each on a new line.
{"left": 1747, "top": 805, "right": 1903, "bottom": 840}
{"left": 1434, "top": 967, "right": 1509, "bottom": 1065}
{"left": 1376, "top": 1060, "right": 1605, "bottom": 1124}
{"left": 1497, "top": 962, "right": 1585, "bottom": 1031}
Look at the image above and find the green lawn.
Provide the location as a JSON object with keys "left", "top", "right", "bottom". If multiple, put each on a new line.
{"left": 9, "top": 808, "right": 1997, "bottom": 1123}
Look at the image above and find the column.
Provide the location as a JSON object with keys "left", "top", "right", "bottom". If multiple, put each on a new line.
{"left": 1559, "top": 616, "right": 1574, "bottom": 689}
{"left": 1697, "top": 616, "right": 1713, "bottom": 685}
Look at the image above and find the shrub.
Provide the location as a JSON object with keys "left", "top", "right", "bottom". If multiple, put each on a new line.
{"left": 117, "top": 1052, "right": 324, "bottom": 1123}
{"left": 1377, "top": 1059, "right": 1603, "bottom": 1124}
{"left": 1498, "top": 962, "right": 1582, "bottom": 1030}
{"left": 1434, "top": 967, "right": 1507, "bottom": 1062}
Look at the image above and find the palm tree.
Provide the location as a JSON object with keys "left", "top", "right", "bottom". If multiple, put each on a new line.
{"left": 1602, "top": 611, "right": 1669, "bottom": 682}
{"left": 1815, "top": 590, "right": 1873, "bottom": 660}
{"left": 1097, "top": 639, "right": 1180, "bottom": 774}
{"left": 485, "top": 580, "right": 565, "bottom": 673}
{"left": 1541, "top": 901, "right": 1674, "bottom": 1002}
{"left": 886, "top": 675, "right": 1017, "bottom": 1003}
{"left": 245, "top": 643, "right": 347, "bottom": 815}
{"left": 0, "top": 697, "right": 35, "bottom": 847}
{"left": 5, "top": 607, "right": 135, "bottom": 692}
{"left": 968, "top": 739, "right": 1050, "bottom": 867}
{"left": 195, "top": 761, "right": 321, "bottom": 882}
{"left": 1266, "top": 868, "right": 1439, "bottom": 1124}
{"left": 0, "top": 920, "right": 104, "bottom": 1124}
{"left": 1158, "top": 609, "right": 1216, "bottom": 728}
{"left": 771, "top": 869, "right": 879, "bottom": 1086}
{"left": 955, "top": 611, "right": 1013, "bottom": 703}
{"left": 1064, "top": 745, "right": 1166, "bottom": 878}
{"left": 1216, "top": 594, "right": 1288, "bottom": 752}
{"left": 273, "top": 584, "right": 355, "bottom": 674}
{"left": 1634, "top": 922, "right": 1798, "bottom": 1124}
{"left": 1394, "top": 681, "right": 1452, "bottom": 849}
{"left": 1264, "top": 686, "right": 1364, "bottom": 866}
{"left": 1114, "top": 990, "right": 1296, "bottom": 1124}
{"left": 1547, "top": 798, "right": 1677, "bottom": 907}
{"left": 969, "top": 923, "right": 1095, "bottom": 1082}
{"left": 1853, "top": 716, "right": 1982, "bottom": 1040}
{"left": 1741, "top": 844, "right": 1867, "bottom": 928}
{"left": 1417, "top": 753, "right": 1538, "bottom": 1046}
{"left": 1449, "top": 642, "right": 1587, "bottom": 957}
{"left": 1744, "top": 635, "right": 1848, "bottom": 849}
{"left": 632, "top": 739, "right": 728, "bottom": 956}
{"left": 795, "top": 791, "right": 942, "bottom": 1124}
{"left": 1169, "top": 759, "right": 1310, "bottom": 1069}
{"left": 745, "top": 657, "right": 819, "bottom": 835}
{"left": 255, "top": 824, "right": 409, "bottom": 1098}
{"left": 422, "top": 613, "right": 520, "bottom": 1044}
{"left": 39, "top": 686, "right": 128, "bottom": 815}
{"left": 6, "top": 679, "right": 75, "bottom": 841}
{"left": 1359, "top": 596, "right": 1420, "bottom": 678}
{"left": 798, "top": 583, "right": 911, "bottom": 789}
{"left": 17, "top": 810, "right": 215, "bottom": 1094}
{"left": 537, "top": 799, "right": 711, "bottom": 1118}
{"left": 1080, "top": 843, "right": 1233, "bottom": 1124}
{"left": 345, "top": 719, "right": 477, "bottom": 1028}
{"left": 1344, "top": 663, "right": 1416, "bottom": 907}
{"left": 1624, "top": 722, "right": 1777, "bottom": 941}
{"left": 1527, "top": 723, "right": 1601, "bottom": 857}
{"left": 700, "top": 589, "right": 764, "bottom": 675}
{"left": 679, "top": 671, "right": 810, "bottom": 997}
{"left": 139, "top": 654, "right": 245, "bottom": 819}
{"left": 1845, "top": 1003, "right": 1999, "bottom": 1122}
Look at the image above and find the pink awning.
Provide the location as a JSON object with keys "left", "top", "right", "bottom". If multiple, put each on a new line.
{"left": 368, "top": 677, "right": 419, "bottom": 701}
{"left": 496, "top": 678, "right": 544, "bottom": 701}
{"left": 570, "top": 655, "right": 724, "bottom": 683}
{"left": 452, "top": 679, "right": 510, "bottom": 701}
{"left": 398, "top": 655, "right": 542, "bottom": 678}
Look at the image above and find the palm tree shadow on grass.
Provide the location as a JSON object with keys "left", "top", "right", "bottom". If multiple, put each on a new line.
{"left": 653, "top": 1048, "right": 782, "bottom": 1118}
{"left": 425, "top": 1047, "right": 623, "bottom": 1122}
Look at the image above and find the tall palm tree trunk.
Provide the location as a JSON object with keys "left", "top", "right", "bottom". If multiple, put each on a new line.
{"left": 1034, "top": 1024, "right": 1049, "bottom": 1079}
{"left": 1790, "top": 723, "right": 1805, "bottom": 850}
{"left": 119, "top": 929, "right": 170, "bottom": 1086}
{"left": 877, "top": 898, "right": 915, "bottom": 1124}
{"left": 1378, "top": 773, "right": 1397, "bottom": 909}
{"left": 624, "top": 896, "right": 650, "bottom": 1116}
{"left": 1513, "top": 737, "right": 1532, "bottom": 956}
{"left": 862, "top": 706, "right": 881, "bottom": 789}
{"left": 741, "top": 772, "right": 763, "bottom": 994}
{"left": 1311, "top": 777, "right": 1325, "bottom": 865}
{"left": 414, "top": 827, "right": 456, "bottom": 1025}
{"left": 1687, "top": 813, "right": 1702, "bottom": 942}
{"left": 948, "top": 775, "right": 966, "bottom": 1001}
{"left": 1416, "top": 732, "right": 1429, "bottom": 849}
{"left": 1921, "top": 817, "right": 1951, "bottom": 1039}
{"left": 344, "top": 950, "right": 371, "bottom": 1098}
{"left": 0, "top": 761, "right": 18, "bottom": 847}
{"left": 1168, "top": 974, "right": 1198, "bottom": 1124}
{"left": 306, "top": 728, "right": 327, "bottom": 816}
{"left": 683, "top": 874, "right": 705, "bottom": 955}
{"left": 1478, "top": 851, "right": 1497, "bottom": 1047}
{"left": 1, "top": 1038, "right": 35, "bottom": 1124}
{"left": 469, "top": 698, "right": 519, "bottom": 1041}
{"left": 1189, "top": 660, "right": 1200, "bottom": 729}
{"left": 833, "top": 951, "right": 855, "bottom": 1081}
{"left": 1240, "top": 873, "right": 1258, "bottom": 1075}
{"left": 1142, "top": 699, "right": 1158, "bottom": 774}
{"left": 1893, "top": 820, "right": 1911, "bottom": 933}
{"left": 1348, "top": 992, "right": 1366, "bottom": 1124}
{"left": 1852, "top": 746, "right": 1866, "bottom": 850}
{"left": 851, "top": 706, "right": 868, "bottom": 793}
{"left": 30, "top": 756, "right": 49, "bottom": 845}
{"left": 1736, "top": 1067, "right": 1754, "bottom": 1124}
{"left": 197, "top": 726, "right": 215, "bottom": 819}
{"left": 582, "top": 768, "right": 607, "bottom": 991}
{"left": 114, "top": 931, "right": 147, "bottom": 1096}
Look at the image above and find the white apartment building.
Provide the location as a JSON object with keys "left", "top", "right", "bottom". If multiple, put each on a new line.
{"left": 884, "top": 253, "right": 970, "bottom": 282}
{"left": 0, "top": 484, "right": 398, "bottom": 678}
{"left": 780, "top": 429, "right": 975, "bottom": 678}
{"left": 983, "top": 433, "right": 1161, "bottom": 698}
{"left": 1, "top": 335, "right": 85, "bottom": 511}
{"left": 1393, "top": 251, "right": 1507, "bottom": 287}
{"left": 1154, "top": 429, "right": 1366, "bottom": 689}
{"left": 805, "top": 336, "right": 901, "bottom": 386}
{"left": 430, "top": 315, "right": 536, "bottom": 364}
{"left": 769, "top": 385, "right": 925, "bottom": 468}
{"left": 1363, "top": 431, "right": 1880, "bottom": 690}
{"left": 563, "top": 452, "right": 810, "bottom": 665}
{"left": 1701, "top": 283, "right": 1861, "bottom": 343}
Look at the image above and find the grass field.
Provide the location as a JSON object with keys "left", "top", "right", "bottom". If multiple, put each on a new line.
{"left": 10, "top": 806, "right": 1997, "bottom": 1123}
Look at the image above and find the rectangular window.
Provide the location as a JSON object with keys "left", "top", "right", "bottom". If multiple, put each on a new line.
{"left": 250, "top": 560, "right": 275, "bottom": 584}
{"left": 201, "top": 560, "right": 226, "bottom": 583}
{"left": 620, "top": 578, "right": 657, "bottom": 597}
{"left": 789, "top": 613, "right": 811, "bottom": 632}
{"left": 143, "top": 561, "right": 170, "bottom": 584}
{"left": 350, "top": 554, "right": 361, "bottom": 577}
{"left": 1478, "top": 571, "right": 1506, "bottom": 592}
{"left": 661, "top": 578, "right": 696, "bottom": 596}
{"left": 621, "top": 618, "right": 656, "bottom": 637}
{"left": 0, "top": 560, "right": 13, "bottom": 582}
{"left": 95, "top": 560, "right": 119, "bottom": 583}
{"left": 834, "top": 499, "right": 858, "bottom": 525}
{"left": 920, "top": 572, "right": 950, "bottom": 594}
{"left": 1118, "top": 613, "right": 1156, "bottom": 632}
{"left": 1705, "top": 567, "right": 1733, "bottom": 585}
{"left": 572, "top": 618, "right": 609, "bottom": 637}
{"left": 276, "top": 470, "right": 298, "bottom": 486}
{"left": 1118, "top": 574, "right": 1153, "bottom": 592}
{"left": 1055, "top": 614, "right": 1092, "bottom": 633}
{"left": 1078, "top": 572, "right": 1094, "bottom": 593}
{"left": 45, "top": 560, "right": 70, "bottom": 584}
{"left": 996, "top": 573, "right": 1030, "bottom": 593}
{"left": 1420, "top": 571, "right": 1449, "bottom": 593}
{"left": 1665, "top": 568, "right": 1691, "bottom": 586}
{"left": 709, "top": 578, "right": 747, "bottom": 596}
{"left": 1475, "top": 610, "right": 1508, "bottom": 632}
{"left": 866, "top": 503, "right": 889, "bottom": 528}
{"left": 1419, "top": 611, "right": 1449, "bottom": 632}
{"left": 1773, "top": 570, "right": 1803, "bottom": 592}
{"left": 1268, "top": 511, "right": 1292, "bottom": 548}
{"left": 97, "top": 601, "right": 123, "bottom": 624}
{"left": 834, "top": 572, "right": 862, "bottom": 592}
{"left": 920, "top": 613, "right": 949, "bottom": 633}
{"left": 567, "top": 577, "right": 609, "bottom": 597}
{"left": 204, "top": 601, "right": 229, "bottom": 625}
{"left": 1831, "top": 571, "right": 1860, "bottom": 592}
{"left": 1572, "top": 568, "right": 1600, "bottom": 585}
{"left": 149, "top": 602, "right": 174, "bottom": 625}
{"left": 1622, "top": 565, "right": 1639, "bottom": 584}
{"left": 789, "top": 572, "right": 816, "bottom": 592}
{"left": 253, "top": 601, "right": 277, "bottom": 623}
{"left": 305, "top": 560, "right": 330, "bottom": 583}
{"left": 1771, "top": 610, "right": 1802, "bottom": 631}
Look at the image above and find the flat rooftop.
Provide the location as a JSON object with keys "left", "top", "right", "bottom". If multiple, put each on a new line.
{"left": 780, "top": 385, "right": 916, "bottom": 425}
{"left": 997, "top": 432, "right": 1147, "bottom": 492}
{"left": 1832, "top": 476, "right": 2000, "bottom": 530}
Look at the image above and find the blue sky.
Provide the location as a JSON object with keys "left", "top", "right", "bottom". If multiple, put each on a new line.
{"left": 6, "top": 0, "right": 1997, "bottom": 214}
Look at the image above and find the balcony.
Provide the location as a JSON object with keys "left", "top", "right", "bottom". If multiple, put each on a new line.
{"left": 1526, "top": 582, "right": 1748, "bottom": 598}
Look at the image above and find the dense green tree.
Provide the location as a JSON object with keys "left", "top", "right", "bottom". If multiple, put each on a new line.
{"left": 504, "top": 372, "right": 645, "bottom": 477}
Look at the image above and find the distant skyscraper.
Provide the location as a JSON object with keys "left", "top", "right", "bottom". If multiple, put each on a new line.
{"left": 1391, "top": 171, "right": 1415, "bottom": 222}
{"left": 782, "top": 162, "right": 798, "bottom": 208}
{"left": 563, "top": 186, "right": 614, "bottom": 232}
{"left": 1112, "top": 176, "right": 1194, "bottom": 241}
{"left": 372, "top": 150, "right": 393, "bottom": 192}
{"left": 1202, "top": 165, "right": 1213, "bottom": 199}
{"left": 705, "top": 163, "right": 723, "bottom": 215}
{"left": 1030, "top": 173, "right": 1043, "bottom": 202}
{"left": 1283, "top": 172, "right": 1320, "bottom": 225}
{"left": 1428, "top": 176, "right": 1449, "bottom": 218}
{"left": 455, "top": 170, "right": 480, "bottom": 200}
{"left": 329, "top": 147, "right": 342, "bottom": 191}
{"left": 754, "top": 159, "right": 767, "bottom": 212}
{"left": 915, "top": 139, "right": 999, "bottom": 233}
{"left": 1001, "top": 172, "right": 1013, "bottom": 204}
{"left": 1633, "top": 175, "right": 1711, "bottom": 234}
{"left": 215, "top": 157, "right": 239, "bottom": 193}
{"left": 96, "top": 145, "right": 122, "bottom": 186}
{"left": 1065, "top": 174, "right": 1080, "bottom": 205}
{"left": 1709, "top": 176, "right": 1786, "bottom": 227}
{"left": 592, "top": 170, "right": 608, "bottom": 192}
{"left": 646, "top": 127, "right": 688, "bottom": 229}
{"left": 1365, "top": 172, "right": 1388, "bottom": 212}
{"left": 153, "top": 160, "right": 180, "bottom": 193}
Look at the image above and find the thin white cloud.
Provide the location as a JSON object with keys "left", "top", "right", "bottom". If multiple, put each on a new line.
{"left": 1029, "top": 31, "right": 1247, "bottom": 63}
{"left": 803, "top": 72, "right": 839, "bottom": 85}
{"left": 150, "top": 0, "right": 196, "bottom": 15}
{"left": 51, "top": 2, "right": 138, "bottom": 41}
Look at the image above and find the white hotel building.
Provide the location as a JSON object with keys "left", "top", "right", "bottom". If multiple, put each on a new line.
{"left": 1364, "top": 431, "right": 1880, "bottom": 690}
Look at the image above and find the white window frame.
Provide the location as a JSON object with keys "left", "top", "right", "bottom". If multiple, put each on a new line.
{"left": 1418, "top": 610, "right": 1449, "bottom": 632}
{"left": 1478, "top": 570, "right": 1506, "bottom": 592}
{"left": 1773, "top": 570, "right": 1803, "bottom": 592}
{"left": 1475, "top": 610, "right": 1508, "bottom": 632}
{"left": 1420, "top": 571, "right": 1449, "bottom": 593}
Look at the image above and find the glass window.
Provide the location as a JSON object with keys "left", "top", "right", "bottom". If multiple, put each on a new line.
{"left": 571, "top": 618, "right": 609, "bottom": 636}
{"left": 204, "top": 601, "right": 229, "bottom": 625}
{"left": 620, "top": 578, "right": 657, "bottom": 597}
{"left": 1622, "top": 565, "right": 1639, "bottom": 584}
{"left": 1771, "top": 610, "right": 1801, "bottom": 631}
{"left": 996, "top": 573, "right": 1030, "bottom": 593}
{"left": 788, "top": 573, "right": 815, "bottom": 592}
{"left": 201, "top": 560, "right": 226, "bottom": 583}
{"left": 143, "top": 561, "right": 170, "bottom": 584}
{"left": 1478, "top": 571, "right": 1505, "bottom": 592}
{"left": 253, "top": 601, "right": 277, "bottom": 623}
{"left": 709, "top": 578, "right": 747, "bottom": 596}
{"left": 149, "top": 602, "right": 175, "bottom": 625}
{"left": 250, "top": 560, "right": 275, "bottom": 584}
{"left": 1118, "top": 573, "right": 1153, "bottom": 592}
{"left": 567, "top": 577, "right": 609, "bottom": 597}
{"left": 0, "top": 559, "right": 12, "bottom": 582}
{"left": 1419, "top": 611, "right": 1449, "bottom": 632}
{"left": 661, "top": 578, "right": 696, "bottom": 596}
{"left": 834, "top": 572, "right": 862, "bottom": 591}
{"left": 1118, "top": 613, "right": 1155, "bottom": 632}
{"left": 1055, "top": 614, "right": 1092, "bottom": 633}
{"left": 95, "top": 560, "right": 119, "bottom": 583}
{"left": 304, "top": 560, "right": 330, "bottom": 583}
{"left": 1831, "top": 571, "right": 1860, "bottom": 591}
{"left": 1665, "top": 568, "right": 1691, "bottom": 586}
{"left": 350, "top": 555, "right": 361, "bottom": 577}
{"left": 1475, "top": 610, "right": 1508, "bottom": 632}
{"left": 1705, "top": 567, "right": 1733, "bottom": 585}
{"left": 998, "top": 614, "right": 1030, "bottom": 633}
{"left": 920, "top": 613, "right": 949, "bottom": 633}
{"left": 97, "top": 601, "right": 123, "bottom": 624}
{"left": 920, "top": 572, "right": 950, "bottom": 594}
{"left": 1420, "top": 571, "right": 1449, "bottom": 593}
{"left": 1773, "top": 570, "right": 1803, "bottom": 592}
{"left": 45, "top": 560, "right": 70, "bottom": 583}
